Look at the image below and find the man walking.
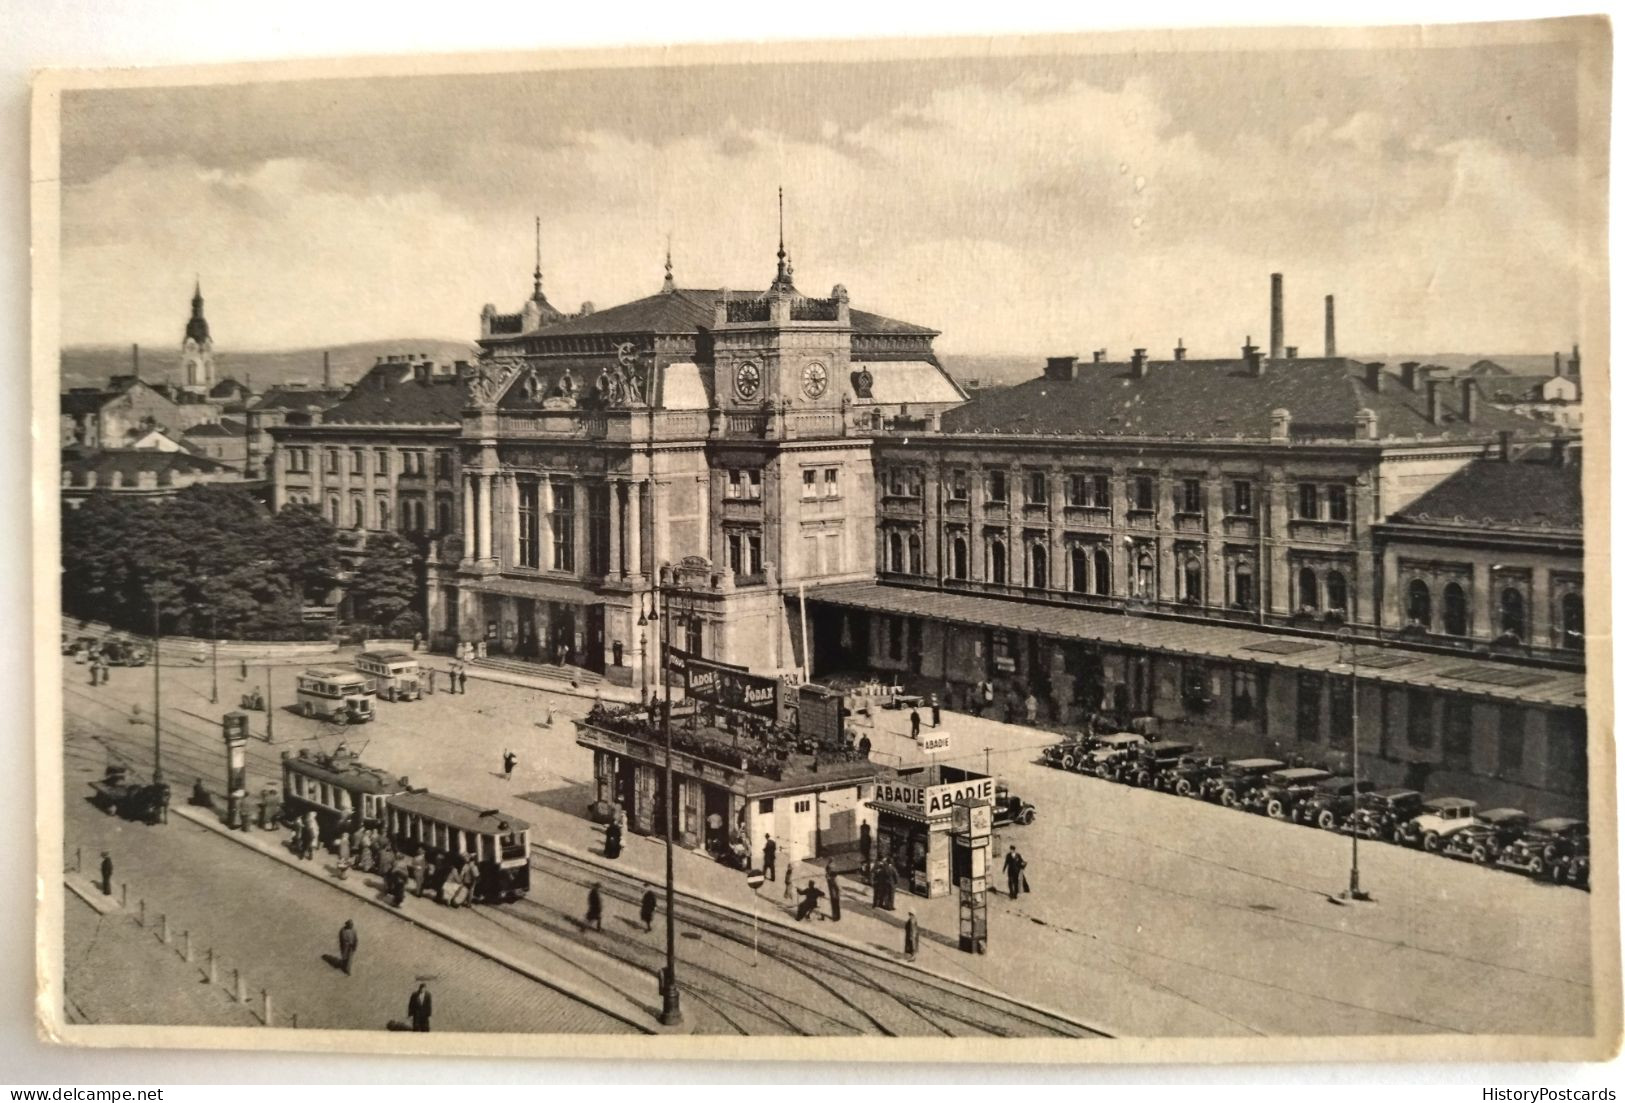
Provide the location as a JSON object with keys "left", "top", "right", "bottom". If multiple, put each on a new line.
{"left": 99, "top": 851, "right": 113, "bottom": 896}
{"left": 337, "top": 919, "right": 357, "bottom": 975}
{"left": 585, "top": 883, "right": 603, "bottom": 931}
{"left": 1003, "top": 845, "right": 1027, "bottom": 899}
{"left": 407, "top": 983, "right": 433, "bottom": 1033}
{"left": 425, "top": 668, "right": 435, "bottom": 695}
{"left": 859, "top": 823, "right": 872, "bottom": 870}
{"left": 457, "top": 666, "right": 468, "bottom": 695}
{"left": 239, "top": 658, "right": 248, "bottom": 681}
{"left": 640, "top": 889, "right": 657, "bottom": 933}
{"left": 930, "top": 693, "right": 941, "bottom": 727}
{"left": 762, "top": 835, "right": 777, "bottom": 882}
{"left": 904, "top": 911, "right": 919, "bottom": 961}
{"left": 909, "top": 708, "right": 921, "bottom": 741}
{"left": 1024, "top": 691, "right": 1039, "bottom": 725}
{"left": 502, "top": 749, "right": 517, "bottom": 781}
{"left": 795, "top": 879, "right": 824, "bottom": 922}
{"left": 411, "top": 851, "right": 428, "bottom": 898}
{"left": 825, "top": 866, "right": 842, "bottom": 922}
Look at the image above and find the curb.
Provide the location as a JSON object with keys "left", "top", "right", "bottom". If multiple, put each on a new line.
{"left": 64, "top": 874, "right": 123, "bottom": 917}
{"left": 171, "top": 805, "right": 658, "bottom": 1034}
{"left": 538, "top": 838, "right": 1115, "bottom": 1039}
{"left": 429, "top": 661, "right": 642, "bottom": 706}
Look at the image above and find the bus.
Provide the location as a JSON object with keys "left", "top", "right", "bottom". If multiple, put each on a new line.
{"left": 295, "top": 667, "right": 376, "bottom": 723}
{"left": 354, "top": 650, "right": 422, "bottom": 702}
{"left": 385, "top": 790, "right": 532, "bottom": 903}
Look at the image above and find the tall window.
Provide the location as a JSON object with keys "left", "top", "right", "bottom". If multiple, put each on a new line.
{"left": 587, "top": 485, "right": 611, "bottom": 576}
{"left": 1297, "top": 673, "right": 1323, "bottom": 743}
{"left": 550, "top": 480, "right": 575, "bottom": 571}
{"left": 435, "top": 451, "right": 452, "bottom": 480}
{"left": 1093, "top": 548, "right": 1111, "bottom": 596}
{"left": 1407, "top": 579, "right": 1432, "bottom": 629}
{"left": 747, "top": 533, "right": 762, "bottom": 575}
{"left": 987, "top": 469, "right": 1007, "bottom": 504}
{"left": 375, "top": 496, "right": 390, "bottom": 531}
{"left": 1561, "top": 592, "right": 1585, "bottom": 650}
{"left": 288, "top": 448, "right": 310, "bottom": 473}
{"left": 1499, "top": 588, "right": 1526, "bottom": 640}
{"left": 951, "top": 536, "right": 968, "bottom": 580}
{"left": 1232, "top": 480, "right": 1253, "bottom": 516}
{"left": 1325, "top": 571, "right": 1348, "bottom": 613}
{"left": 907, "top": 533, "right": 922, "bottom": 575}
{"left": 1297, "top": 483, "right": 1319, "bottom": 519}
{"left": 1133, "top": 475, "right": 1155, "bottom": 511}
{"left": 727, "top": 469, "right": 762, "bottom": 501}
{"left": 1329, "top": 679, "right": 1353, "bottom": 750}
{"left": 351, "top": 496, "right": 365, "bottom": 529}
{"left": 374, "top": 449, "right": 390, "bottom": 476}
{"left": 350, "top": 448, "right": 364, "bottom": 475}
{"left": 1180, "top": 478, "right": 1203, "bottom": 514}
{"left": 948, "top": 469, "right": 968, "bottom": 501}
{"left": 1071, "top": 546, "right": 1088, "bottom": 593}
{"left": 1027, "top": 470, "right": 1047, "bottom": 504}
{"left": 1234, "top": 561, "right": 1255, "bottom": 609}
{"left": 802, "top": 469, "right": 818, "bottom": 499}
{"left": 1182, "top": 555, "right": 1202, "bottom": 603}
{"left": 436, "top": 498, "right": 452, "bottom": 533}
{"left": 1232, "top": 669, "right": 1260, "bottom": 723}
{"left": 1298, "top": 567, "right": 1319, "bottom": 610}
{"left": 517, "top": 480, "right": 540, "bottom": 568}
{"left": 888, "top": 532, "right": 904, "bottom": 573}
{"left": 1068, "top": 474, "right": 1089, "bottom": 507}
{"left": 1133, "top": 550, "right": 1154, "bottom": 597}
{"left": 989, "top": 539, "right": 1007, "bottom": 585}
{"left": 328, "top": 495, "right": 340, "bottom": 524}
{"left": 1029, "top": 544, "right": 1047, "bottom": 590}
{"left": 1326, "top": 484, "right": 1349, "bottom": 522}
{"left": 324, "top": 449, "right": 339, "bottom": 474}
{"left": 1442, "top": 583, "right": 1468, "bottom": 636}
{"left": 823, "top": 468, "right": 839, "bottom": 498}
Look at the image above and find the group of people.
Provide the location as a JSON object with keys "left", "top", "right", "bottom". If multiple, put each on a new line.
{"left": 958, "top": 680, "right": 1042, "bottom": 726}
{"left": 582, "top": 882, "right": 660, "bottom": 934}
{"left": 330, "top": 923, "right": 434, "bottom": 1032}
{"left": 84, "top": 652, "right": 115, "bottom": 686}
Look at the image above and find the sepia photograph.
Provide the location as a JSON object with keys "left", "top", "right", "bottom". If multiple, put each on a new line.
{"left": 28, "top": 14, "right": 1618, "bottom": 1066}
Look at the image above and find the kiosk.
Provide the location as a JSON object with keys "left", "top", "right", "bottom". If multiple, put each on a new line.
{"left": 867, "top": 765, "right": 996, "bottom": 899}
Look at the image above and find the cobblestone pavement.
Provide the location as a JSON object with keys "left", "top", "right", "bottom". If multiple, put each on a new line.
{"left": 61, "top": 654, "right": 1593, "bottom": 1037}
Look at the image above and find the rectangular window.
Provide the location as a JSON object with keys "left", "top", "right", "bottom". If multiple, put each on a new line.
{"left": 1232, "top": 480, "right": 1253, "bottom": 516}
{"left": 1092, "top": 473, "right": 1109, "bottom": 507}
{"left": 1406, "top": 689, "right": 1434, "bottom": 750}
{"left": 823, "top": 530, "right": 841, "bottom": 573}
{"left": 794, "top": 799, "right": 811, "bottom": 815}
{"left": 435, "top": 451, "right": 452, "bottom": 480}
{"left": 288, "top": 448, "right": 308, "bottom": 473}
{"left": 823, "top": 468, "right": 839, "bottom": 498}
{"left": 374, "top": 449, "right": 389, "bottom": 475}
{"left": 325, "top": 449, "right": 338, "bottom": 474}
{"left": 1442, "top": 699, "right": 1473, "bottom": 770}
{"left": 988, "top": 469, "right": 1007, "bottom": 503}
{"left": 517, "top": 480, "right": 540, "bottom": 568}
{"left": 758, "top": 797, "right": 774, "bottom": 814}
{"left": 1326, "top": 484, "right": 1350, "bottom": 522}
{"left": 1297, "top": 483, "right": 1319, "bottom": 519}
{"left": 747, "top": 470, "right": 761, "bottom": 500}
{"left": 1547, "top": 710, "right": 1587, "bottom": 795}
{"left": 803, "top": 469, "right": 818, "bottom": 499}
{"left": 587, "top": 485, "right": 611, "bottom": 576}
{"left": 1133, "top": 475, "right": 1155, "bottom": 511}
{"left": 727, "top": 532, "right": 743, "bottom": 575}
{"left": 1297, "top": 673, "right": 1323, "bottom": 743}
{"left": 949, "top": 469, "right": 968, "bottom": 500}
{"left": 1232, "top": 669, "right": 1259, "bottom": 723}
{"left": 1068, "top": 473, "right": 1089, "bottom": 507}
{"left": 1027, "top": 470, "right": 1047, "bottom": 504}
{"left": 887, "top": 616, "right": 904, "bottom": 661}
{"left": 403, "top": 451, "right": 423, "bottom": 476}
{"left": 350, "top": 448, "right": 364, "bottom": 475}
{"left": 550, "top": 480, "right": 575, "bottom": 571}
{"left": 1497, "top": 706, "right": 1525, "bottom": 777}
{"left": 1181, "top": 478, "right": 1203, "bottom": 514}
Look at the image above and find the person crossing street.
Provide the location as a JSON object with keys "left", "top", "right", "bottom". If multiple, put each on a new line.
{"left": 1003, "top": 845, "right": 1028, "bottom": 899}
{"left": 337, "top": 919, "right": 358, "bottom": 975}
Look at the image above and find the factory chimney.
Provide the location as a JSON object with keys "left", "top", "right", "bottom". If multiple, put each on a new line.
{"left": 1270, "top": 273, "right": 1284, "bottom": 360}
{"left": 323, "top": 350, "right": 333, "bottom": 389}
{"left": 131, "top": 343, "right": 140, "bottom": 382}
{"left": 1324, "top": 295, "right": 1336, "bottom": 357}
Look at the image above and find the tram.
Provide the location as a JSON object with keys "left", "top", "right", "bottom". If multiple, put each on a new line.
{"left": 280, "top": 747, "right": 410, "bottom": 845}
{"left": 384, "top": 790, "right": 532, "bottom": 903}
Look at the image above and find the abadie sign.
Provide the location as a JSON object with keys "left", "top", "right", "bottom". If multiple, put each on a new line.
{"left": 874, "top": 776, "right": 995, "bottom": 817}
{"left": 684, "top": 655, "right": 779, "bottom": 717}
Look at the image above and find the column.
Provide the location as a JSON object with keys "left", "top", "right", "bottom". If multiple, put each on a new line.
{"left": 1204, "top": 468, "right": 1225, "bottom": 609}
{"left": 1531, "top": 565, "right": 1553, "bottom": 647}
{"left": 922, "top": 464, "right": 940, "bottom": 579}
{"left": 1156, "top": 477, "right": 1176, "bottom": 603}
{"left": 968, "top": 464, "right": 985, "bottom": 579}
{"left": 627, "top": 479, "right": 644, "bottom": 581}
{"left": 1473, "top": 562, "right": 1494, "bottom": 642}
{"left": 573, "top": 476, "right": 588, "bottom": 576}
{"left": 508, "top": 473, "right": 521, "bottom": 566}
{"left": 608, "top": 479, "right": 623, "bottom": 579}
{"left": 1048, "top": 463, "right": 1065, "bottom": 591}
{"left": 478, "top": 473, "right": 494, "bottom": 561}
{"left": 538, "top": 475, "right": 554, "bottom": 566}
{"left": 462, "top": 474, "right": 476, "bottom": 557}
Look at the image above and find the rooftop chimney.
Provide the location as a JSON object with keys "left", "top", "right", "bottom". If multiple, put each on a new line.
{"left": 1130, "top": 348, "right": 1148, "bottom": 378}
{"left": 1354, "top": 407, "right": 1378, "bottom": 440}
{"left": 1243, "top": 337, "right": 1264, "bottom": 377}
{"left": 1174, "top": 338, "right": 1186, "bottom": 361}
{"left": 1364, "top": 362, "right": 1385, "bottom": 392}
{"left": 1270, "top": 273, "right": 1284, "bottom": 360}
{"left": 131, "top": 343, "right": 140, "bottom": 382}
{"left": 1426, "top": 379, "right": 1445, "bottom": 425}
{"left": 1285, "top": 345, "right": 1298, "bottom": 359}
{"left": 1324, "top": 294, "right": 1336, "bottom": 357}
{"left": 1400, "top": 362, "right": 1422, "bottom": 391}
{"left": 1046, "top": 355, "right": 1078, "bottom": 381}
{"left": 1554, "top": 351, "right": 1562, "bottom": 376}
{"left": 324, "top": 350, "right": 333, "bottom": 388}
{"left": 1459, "top": 378, "right": 1479, "bottom": 423}
{"left": 1569, "top": 342, "right": 1581, "bottom": 378}
{"left": 1270, "top": 407, "right": 1291, "bottom": 442}
{"left": 1093, "top": 348, "right": 1107, "bottom": 363}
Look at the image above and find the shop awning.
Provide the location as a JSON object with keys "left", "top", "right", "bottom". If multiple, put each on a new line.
{"left": 867, "top": 801, "right": 949, "bottom": 827}
{"left": 806, "top": 581, "right": 1587, "bottom": 710}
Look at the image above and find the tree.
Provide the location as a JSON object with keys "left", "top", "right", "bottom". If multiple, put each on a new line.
{"left": 269, "top": 503, "right": 342, "bottom": 604}
{"left": 347, "top": 532, "right": 421, "bottom": 629}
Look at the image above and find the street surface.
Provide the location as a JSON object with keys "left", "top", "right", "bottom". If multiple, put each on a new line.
{"left": 59, "top": 651, "right": 1594, "bottom": 1036}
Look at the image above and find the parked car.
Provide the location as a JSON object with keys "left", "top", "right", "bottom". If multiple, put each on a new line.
{"left": 1396, "top": 797, "right": 1480, "bottom": 852}
{"left": 1247, "top": 767, "right": 1335, "bottom": 819}
{"left": 1040, "top": 738, "right": 1090, "bottom": 772}
{"left": 1440, "top": 807, "right": 1529, "bottom": 865}
{"left": 1081, "top": 732, "right": 1148, "bottom": 778}
{"left": 1292, "top": 776, "right": 1377, "bottom": 830}
{"left": 1125, "top": 741, "right": 1200, "bottom": 790}
{"left": 992, "top": 782, "right": 1037, "bottom": 827}
{"left": 101, "top": 639, "right": 148, "bottom": 667}
{"left": 1203, "top": 758, "right": 1286, "bottom": 807}
{"left": 1171, "top": 754, "right": 1227, "bottom": 797}
{"left": 1347, "top": 788, "right": 1424, "bottom": 842}
{"left": 1498, "top": 818, "right": 1589, "bottom": 884}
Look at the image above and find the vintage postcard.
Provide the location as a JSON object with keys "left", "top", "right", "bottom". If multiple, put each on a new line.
{"left": 31, "top": 17, "right": 1619, "bottom": 1064}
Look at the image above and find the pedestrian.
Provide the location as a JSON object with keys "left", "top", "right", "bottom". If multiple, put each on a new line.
{"left": 859, "top": 823, "right": 872, "bottom": 869}
{"left": 825, "top": 866, "right": 842, "bottom": 922}
{"left": 795, "top": 879, "right": 824, "bottom": 922}
{"left": 411, "top": 851, "right": 428, "bottom": 897}
{"left": 585, "top": 883, "right": 603, "bottom": 931}
{"left": 930, "top": 693, "right": 940, "bottom": 727}
{"left": 337, "top": 919, "right": 357, "bottom": 975}
{"left": 459, "top": 857, "right": 478, "bottom": 906}
{"left": 783, "top": 855, "right": 795, "bottom": 901}
{"left": 99, "top": 851, "right": 112, "bottom": 896}
{"left": 457, "top": 666, "right": 468, "bottom": 695}
{"left": 502, "top": 749, "right": 517, "bottom": 780}
{"left": 910, "top": 708, "right": 921, "bottom": 741}
{"left": 425, "top": 668, "right": 436, "bottom": 695}
{"left": 390, "top": 865, "right": 407, "bottom": 907}
{"left": 544, "top": 702, "right": 555, "bottom": 728}
{"left": 1003, "top": 845, "right": 1027, "bottom": 899}
{"left": 1024, "top": 691, "right": 1039, "bottom": 724}
{"left": 1004, "top": 695, "right": 1016, "bottom": 724}
{"left": 858, "top": 733, "right": 872, "bottom": 758}
{"left": 407, "top": 983, "right": 432, "bottom": 1033}
{"left": 336, "top": 831, "right": 350, "bottom": 866}
{"left": 904, "top": 911, "right": 919, "bottom": 961}
{"left": 604, "top": 820, "right": 622, "bottom": 860}
{"left": 640, "top": 888, "right": 657, "bottom": 932}
{"left": 239, "top": 658, "right": 248, "bottom": 681}
{"left": 762, "top": 835, "right": 777, "bottom": 881}
{"left": 413, "top": 632, "right": 423, "bottom": 652}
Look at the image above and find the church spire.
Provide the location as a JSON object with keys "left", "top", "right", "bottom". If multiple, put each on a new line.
{"left": 771, "top": 187, "right": 796, "bottom": 294}
{"left": 662, "top": 233, "right": 675, "bottom": 293}
{"left": 531, "top": 216, "right": 546, "bottom": 303}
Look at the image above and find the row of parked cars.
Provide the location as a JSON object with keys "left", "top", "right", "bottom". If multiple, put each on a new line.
{"left": 1039, "top": 731, "right": 1590, "bottom": 890}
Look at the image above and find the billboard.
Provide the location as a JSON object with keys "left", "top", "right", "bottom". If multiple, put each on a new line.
{"left": 680, "top": 652, "right": 779, "bottom": 717}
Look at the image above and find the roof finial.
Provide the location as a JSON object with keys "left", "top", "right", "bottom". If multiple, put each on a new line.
{"left": 662, "top": 232, "right": 675, "bottom": 293}
{"left": 773, "top": 187, "right": 794, "bottom": 292}
{"left": 532, "top": 216, "right": 545, "bottom": 302}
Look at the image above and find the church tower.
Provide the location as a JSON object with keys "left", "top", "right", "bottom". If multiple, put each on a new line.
{"left": 179, "top": 278, "right": 216, "bottom": 395}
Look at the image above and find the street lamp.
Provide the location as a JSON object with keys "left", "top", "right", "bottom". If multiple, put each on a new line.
{"left": 655, "top": 562, "right": 683, "bottom": 1028}
{"left": 210, "top": 612, "right": 219, "bottom": 706}
{"left": 1336, "top": 628, "right": 1371, "bottom": 902}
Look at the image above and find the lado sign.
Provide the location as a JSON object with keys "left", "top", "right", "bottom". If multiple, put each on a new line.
{"left": 685, "top": 655, "right": 779, "bottom": 717}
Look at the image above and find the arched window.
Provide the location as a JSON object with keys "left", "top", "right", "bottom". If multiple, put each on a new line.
{"left": 1234, "top": 561, "right": 1254, "bottom": 609}
{"left": 951, "top": 537, "right": 968, "bottom": 580}
{"left": 1071, "top": 546, "right": 1088, "bottom": 593}
{"left": 1298, "top": 567, "right": 1319, "bottom": 610}
{"left": 888, "top": 532, "right": 904, "bottom": 573}
{"left": 1325, "top": 571, "right": 1348, "bottom": 613}
{"left": 1561, "top": 592, "right": 1584, "bottom": 650}
{"left": 1182, "top": 555, "right": 1203, "bottom": 604}
{"left": 907, "top": 533, "right": 922, "bottom": 575}
{"left": 376, "top": 497, "right": 391, "bottom": 532}
{"left": 328, "top": 496, "right": 341, "bottom": 525}
{"left": 1030, "top": 544, "right": 1048, "bottom": 590}
{"left": 1500, "top": 587, "right": 1526, "bottom": 641}
{"left": 990, "top": 540, "right": 1007, "bottom": 585}
{"left": 351, "top": 496, "right": 365, "bottom": 530}
{"left": 1442, "top": 583, "right": 1468, "bottom": 636}
{"left": 1093, "top": 549, "right": 1111, "bottom": 596}
{"left": 1407, "top": 579, "right": 1432, "bottom": 629}
{"left": 436, "top": 499, "right": 452, "bottom": 533}
{"left": 1134, "top": 551, "right": 1154, "bottom": 598}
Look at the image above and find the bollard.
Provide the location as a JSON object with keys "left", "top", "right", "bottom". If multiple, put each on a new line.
{"left": 75, "top": 847, "right": 82, "bottom": 873}
{"left": 120, "top": 883, "right": 127, "bottom": 908}
{"left": 159, "top": 914, "right": 169, "bottom": 944}
{"left": 206, "top": 948, "right": 216, "bottom": 985}
{"left": 262, "top": 989, "right": 273, "bottom": 1027}
{"left": 234, "top": 969, "right": 246, "bottom": 1004}
{"left": 138, "top": 899, "right": 145, "bottom": 927}
{"left": 291, "top": 1012, "right": 298, "bottom": 1029}
{"left": 182, "top": 930, "right": 191, "bottom": 963}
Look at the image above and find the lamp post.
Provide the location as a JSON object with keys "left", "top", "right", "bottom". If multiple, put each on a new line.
{"left": 654, "top": 563, "right": 683, "bottom": 1027}
{"left": 151, "top": 600, "right": 163, "bottom": 785}
{"left": 210, "top": 612, "right": 219, "bottom": 706}
{"left": 1337, "top": 629, "right": 1370, "bottom": 902}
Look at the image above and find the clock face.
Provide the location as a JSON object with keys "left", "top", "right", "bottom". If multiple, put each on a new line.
{"left": 735, "top": 362, "right": 761, "bottom": 400}
{"left": 802, "top": 361, "right": 829, "bottom": 399}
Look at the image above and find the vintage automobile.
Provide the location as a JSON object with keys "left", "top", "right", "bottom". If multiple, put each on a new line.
{"left": 1125, "top": 741, "right": 1201, "bottom": 790}
{"left": 1440, "top": 807, "right": 1530, "bottom": 865}
{"left": 1171, "top": 754, "right": 1227, "bottom": 797}
{"left": 1346, "top": 788, "right": 1425, "bottom": 841}
{"left": 1080, "top": 732, "right": 1149, "bottom": 778}
{"left": 1203, "top": 758, "right": 1287, "bottom": 807}
{"left": 992, "top": 782, "right": 1038, "bottom": 827}
{"left": 1292, "top": 776, "right": 1377, "bottom": 830}
{"left": 1498, "top": 817, "right": 1589, "bottom": 884}
{"left": 89, "top": 764, "right": 170, "bottom": 824}
{"left": 100, "top": 639, "right": 149, "bottom": 666}
{"left": 1040, "top": 737, "right": 1091, "bottom": 772}
{"left": 1396, "top": 796, "right": 1481, "bottom": 852}
{"left": 1245, "top": 767, "right": 1335, "bottom": 818}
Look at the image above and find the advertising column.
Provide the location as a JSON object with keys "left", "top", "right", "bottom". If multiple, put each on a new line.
{"left": 952, "top": 796, "right": 991, "bottom": 954}
{"left": 222, "top": 711, "right": 249, "bottom": 828}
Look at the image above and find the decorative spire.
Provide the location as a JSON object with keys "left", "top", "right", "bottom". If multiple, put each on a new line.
{"left": 185, "top": 277, "right": 210, "bottom": 344}
{"left": 662, "top": 233, "right": 675, "bottom": 293}
{"left": 531, "top": 216, "right": 545, "bottom": 303}
{"left": 771, "top": 186, "right": 796, "bottom": 294}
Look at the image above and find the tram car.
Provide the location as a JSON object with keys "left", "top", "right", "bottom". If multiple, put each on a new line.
{"left": 384, "top": 790, "right": 532, "bottom": 903}
{"left": 280, "top": 747, "right": 410, "bottom": 845}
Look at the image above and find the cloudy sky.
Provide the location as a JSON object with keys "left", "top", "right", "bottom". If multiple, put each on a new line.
{"left": 57, "top": 32, "right": 1598, "bottom": 357}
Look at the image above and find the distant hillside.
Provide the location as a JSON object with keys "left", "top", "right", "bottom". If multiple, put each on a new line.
{"left": 938, "top": 353, "right": 1045, "bottom": 388}
{"left": 60, "top": 339, "right": 479, "bottom": 392}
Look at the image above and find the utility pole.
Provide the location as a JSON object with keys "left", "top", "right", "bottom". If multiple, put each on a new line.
{"left": 210, "top": 613, "right": 219, "bottom": 705}
{"left": 151, "top": 601, "right": 163, "bottom": 784}
{"left": 265, "top": 665, "right": 275, "bottom": 743}
{"left": 658, "top": 564, "right": 683, "bottom": 1027}
{"left": 1340, "top": 630, "right": 1369, "bottom": 902}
